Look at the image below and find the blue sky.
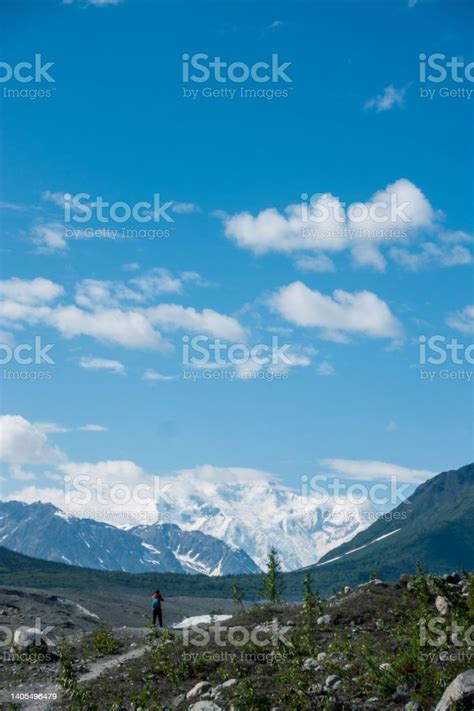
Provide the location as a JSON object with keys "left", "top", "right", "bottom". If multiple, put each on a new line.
{"left": 0, "top": 0, "right": 473, "bottom": 511}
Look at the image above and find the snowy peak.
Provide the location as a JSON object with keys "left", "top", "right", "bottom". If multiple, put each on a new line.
{"left": 0, "top": 501, "right": 260, "bottom": 575}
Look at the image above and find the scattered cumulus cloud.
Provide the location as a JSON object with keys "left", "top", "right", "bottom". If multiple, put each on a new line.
{"left": 269, "top": 281, "right": 402, "bottom": 340}
{"left": 320, "top": 458, "right": 434, "bottom": 483}
{"left": 0, "top": 415, "right": 64, "bottom": 465}
{"left": 220, "top": 179, "right": 441, "bottom": 271}
{"left": 142, "top": 369, "right": 177, "bottom": 381}
{"left": 445, "top": 305, "right": 474, "bottom": 335}
{"left": 317, "top": 361, "right": 335, "bottom": 376}
{"left": 79, "top": 356, "right": 126, "bottom": 374}
{"left": 364, "top": 85, "right": 407, "bottom": 112}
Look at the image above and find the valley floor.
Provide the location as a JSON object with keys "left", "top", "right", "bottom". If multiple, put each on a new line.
{"left": 1, "top": 571, "right": 473, "bottom": 710}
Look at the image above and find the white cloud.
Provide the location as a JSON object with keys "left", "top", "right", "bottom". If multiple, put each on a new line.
{"left": 9, "top": 465, "right": 37, "bottom": 481}
{"left": 269, "top": 20, "right": 283, "bottom": 29}
{"left": 0, "top": 277, "right": 63, "bottom": 304}
{"left": 171, "top": 202, "right": 200, "bottom": 214}
{"left": 269, "top": 281, "right": 402, "bottom": 339}
{"left": 49, "top": 306, "right": 165, "bottom": 349}
{"left": 77, "top": 424, "right": 108, "bottom": 432}
{"left": 42, "top": 190, "right": 67, "bottom": 208}
{"left": 36, "top": 421, "right": 109, "bottom": 432}
{"left": 131, "top": 268, "right": 189, "bottom": 297}
{"left": 147, "top": 304, "right": 246, "bottom": 341}
{"left": 32, "top": 222, "right": 67, "bottom": 251}
{"left": 79, "top": 356, "right": 125, "bottom": 374}
{"left": 122, "top": 262, "right": 140, "bottom": 272}
{"left": 7, "top": 458, "right": 160, "bottom": 524}
{"left": 142, "top": 369, "right": 176, "bottom": 381}
{"left": 0, "top": 271, "right": 238, "bottom": 351}
{"left": 445, "top": 305, "right": 474, "bottom": 335}
{"left": 63, "top": 0, "right": 122, "bottom": 5}
{"left": 74, "top": 279, "right": 142, "bottom": 309}
{"left": 221, "top": 179, "right": 437, "bottom": 271}
{"left": 390, "top": 243, "right": 472, "bottom": 270}
{"left": 321, "top": 458, "right": 434, "bottom": 483}
{"left": 0, "top": 415, "right": 64, "bottom": 465}
{"left": 294, "top": 255, "right": 335, "bottom": 273}
{"left": 35, "top": 422, "right": 69, "bottom": 434}
{"left": 317, "top": 361, "right": 334, "bottom": 376}
{"left": 364, "top": 85, "right": 407, "bottom": 112}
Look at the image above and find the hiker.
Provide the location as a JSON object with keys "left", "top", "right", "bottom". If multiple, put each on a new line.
{"left": 151, "top": 589, "right": 165, "bottom": 628}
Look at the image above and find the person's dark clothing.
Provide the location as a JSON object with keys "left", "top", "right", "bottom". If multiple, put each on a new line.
{"left": 151, "top": 592, "right": 165, "bottom": 628}
{"left": 152, "top": 606, "right": 163, "bottom": 627}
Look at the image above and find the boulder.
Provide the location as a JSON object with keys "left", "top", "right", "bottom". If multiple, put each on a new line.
{"left": 325, "top": 674, "right": 341, "bottom": 688}
{"left": 186, "top": 681, "right": 212, "bottom": 700}
{"left": 13, "top": 627, "right": 45, "bottom": 649}
{"left": 435, "top": 595, "right": 450, "bottom": 617}
{"left": 434, "top": 670, "right": 474, "bottom": 710}
{"left": 188, "top": 703, "right": 222, "bottom": 711}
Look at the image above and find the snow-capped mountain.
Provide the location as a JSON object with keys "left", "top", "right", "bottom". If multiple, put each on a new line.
{"left": 158, "top": 469, "right": 376, "bottom": 571}
{"left": 132, "top": 522, "right": 258, "bottom": 575}
{"left": 0, "top": 501, "right": 259, "bottom": 575}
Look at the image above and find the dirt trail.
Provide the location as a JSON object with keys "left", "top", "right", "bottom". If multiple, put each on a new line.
{"left": 4, "top": 638, "right": 149, "bottom": 709}
{"left": 78, "top": 644, "right": 147, "bottom": 683}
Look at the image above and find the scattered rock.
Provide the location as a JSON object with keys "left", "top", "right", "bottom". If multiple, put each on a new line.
{"left": 317, "top": 652, "right": 327, "bottom": 662}
{"left": 317, "top": 614, "right": 331, "bottom": 625}
{"left": 435, "top": 595, "right": 450, "bottom": 616}
{"left": 405, "top": 703, "right": 421, "bottom": 711}
{"left": 13, "top": 627, "right": 46, "bottom": 649}
{"left": 325, "top": 674, "right": 341, "bottom": 689}
{"left": 379, "top": 662, "right": 391, "bottom": 671}
{"left": 303, "top": 657, "right": 320, "bottom": 670}
{"left": 186, "top": 681, "right": 212, "bottom": 700}
{"left": 343, "top": 586, "right": 352, "bottom": 594}
{"left": 434, "top": 669, "right": 474, "bottom": 710}
{"left": 188, "top": 702, "right": 222, "bottom": 711}
{"left": 220, "top": 678, "right": 238, "bottom": 689}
